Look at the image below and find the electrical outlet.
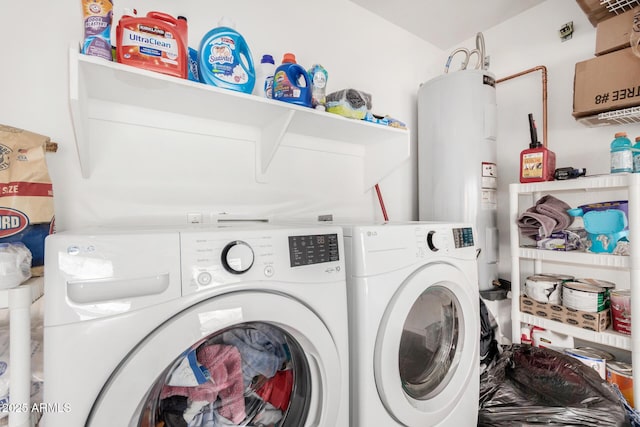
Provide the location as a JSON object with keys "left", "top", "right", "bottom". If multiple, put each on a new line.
{"left": 559, "top": 21, "right": 574, "bottom": 42}
{"left": 187, "top": 212, "right": 203, "bottom": 224}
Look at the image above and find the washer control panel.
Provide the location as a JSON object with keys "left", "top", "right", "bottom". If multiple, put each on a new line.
{"left": 180, "top": 227, "right": 344, "bottom": 295}
{"left": 288, "top": 233, "right": 339, "bottom": 267}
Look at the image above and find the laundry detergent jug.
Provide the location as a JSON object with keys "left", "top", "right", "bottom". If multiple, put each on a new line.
{"left": 198, "top": 17, "right": 255, "bottom": 93}
{"left": 116, "top": 11, "right": 188, "bottom": 79}
{"left": 273, "top": 53, "right": 312, "bottom": 107}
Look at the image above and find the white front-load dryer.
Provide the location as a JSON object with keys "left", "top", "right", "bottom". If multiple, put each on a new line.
{"left": 41, "top": 225, "right": 349, "bottom": 426}
{"left": 343, "top": 222, "right": 480, "bottom": 427}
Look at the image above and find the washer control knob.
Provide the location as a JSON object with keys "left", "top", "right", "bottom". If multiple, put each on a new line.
{"left": 222, "top": 241, "right": 254, "bottom": 274}
{"left": 427, "top": 230, "right": 445, "bottom": 252}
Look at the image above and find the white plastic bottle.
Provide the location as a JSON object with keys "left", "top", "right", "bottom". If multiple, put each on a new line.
{"left": 254, "top": 54, "right": 276, "bottom": 98}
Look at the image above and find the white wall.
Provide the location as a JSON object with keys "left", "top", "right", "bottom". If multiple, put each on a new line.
{"left": 0, "top": 0, "right": 441, "bottom": 230}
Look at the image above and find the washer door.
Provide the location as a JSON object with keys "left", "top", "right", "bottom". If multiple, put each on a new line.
{"left": 374, "top": 262, "right": 478, "bottom": 426}
{"left": 87, "top": 291, "right": 342, "bottom": 427}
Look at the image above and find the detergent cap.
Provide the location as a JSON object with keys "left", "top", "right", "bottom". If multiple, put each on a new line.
{"left": 282, "top": 53, "right": 297, "bottom": 64}
{"left": 261, "top": 54, "right": 275, "bottom": 65}
{"left": 218, "top": 16, "right": 236, "bottom": 29}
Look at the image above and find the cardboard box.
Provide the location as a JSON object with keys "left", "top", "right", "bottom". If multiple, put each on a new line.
{"left": 595, "top": 7, "right": 640, "bottom": 56}
{"left": 520, "top": 295, "right": 610, "bottom": 332}
{"left": 577, "top": 0, "right": 616, "bottom": 27}
{"left": 573, "top": 48, "right": 640, "bottom": 118}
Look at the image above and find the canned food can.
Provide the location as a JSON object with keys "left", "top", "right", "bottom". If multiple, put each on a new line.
{"left": 565, "top": 347, "right": 612, "bottom": 379}
{"left": 610, "top": 289, "right": 631, "bottom": 335}
{"left": 607, "top": 360, "right": 633, "bottom": 407}
{"left": 525, "top": 275, "right": 562, "bottom": 304}
{"left": 577, "top": 278, "right": 616, "bottom": 290}
{"left": 540, "top": 273, "right": 575, "bottom": 282}
{"left": 562, "top": 281, "right": 608, "bottom": 312}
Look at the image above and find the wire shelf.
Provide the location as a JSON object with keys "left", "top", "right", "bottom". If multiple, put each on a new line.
{"left": 600, "top": 0, "right": 640, "bottom": 15}
{"left": 577, "top": 106, "right": 640, "bottom": 126}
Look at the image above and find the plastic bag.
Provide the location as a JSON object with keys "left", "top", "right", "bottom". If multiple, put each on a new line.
{"left": 325, "top": 89, "right": 372, "bottom": 120}
{"left": 0, "top": 243, "right": 32, "bottom": 290}
{"left": 479, "top": 345, "right": 630, "bottom": 426}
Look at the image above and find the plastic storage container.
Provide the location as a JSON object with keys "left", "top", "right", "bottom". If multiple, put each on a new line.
{"left": 253, "top": 54, "right": 276, "bottom": 98}
{"left": 610, "top": 132, "right": 633, "bottom": 173}
{"left": 116, "top": 11, "right": 188, "bottom": 79}
{"left": 198, "top": 17, "right": 256, "bottom": 93}
{"left": 272, "top": 53, "right": 312, "bottom": 107}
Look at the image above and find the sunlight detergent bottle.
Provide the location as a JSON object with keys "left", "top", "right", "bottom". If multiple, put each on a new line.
{"left": 198, "top": 17, "right": 256, "bottom": 93}
{"left": 273, "top": 53, "right": 312, "bottom": 107}
{"left": 116, "top": 11, "right": 188, "bottom": 79}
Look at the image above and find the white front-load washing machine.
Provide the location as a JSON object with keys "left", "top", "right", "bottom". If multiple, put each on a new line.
{"left": 343, "top": 222, "right": 480, "bottom": 427}
{"left": 41, "top": 224, "right": 349, "bottom": 426}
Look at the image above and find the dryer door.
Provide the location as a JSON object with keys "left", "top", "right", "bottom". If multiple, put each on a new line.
{"left": 374, "top": 262, "right": 479, "bottom": 426}
{"left": 86, "top": 291, "right": 342, "bottom": 427}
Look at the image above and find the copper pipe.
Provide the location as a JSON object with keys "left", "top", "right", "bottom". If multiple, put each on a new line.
{"left": 496, "top": 66, "right": 548, "bottom": 147}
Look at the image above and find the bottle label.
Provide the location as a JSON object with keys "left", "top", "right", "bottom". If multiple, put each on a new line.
{"left": 611, "top": 150, "right": 633, "bottom": 173}
{"left": 634, "top": 152, "right": 640, "bottom": 173}
{"left": 203, "top": 36, "right": 249, "bottom": 84}
{"left": 273, "top": 70, "right": 301, "bottom": 99}
{"left": 265, "top": 76, "right": 274, "bottom": 98}
{"left": 522, "top": 152, "right": 544, "bottom": 179}
{"left": 121, "top": 27, "right": 180, "bottom": 63}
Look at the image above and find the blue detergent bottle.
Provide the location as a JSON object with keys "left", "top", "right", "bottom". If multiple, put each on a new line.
{"left": 198, "top": 17, "right": 255, "bottom": 93}
{"left": 273, "top": 53, "right": 312, "bottom": 107}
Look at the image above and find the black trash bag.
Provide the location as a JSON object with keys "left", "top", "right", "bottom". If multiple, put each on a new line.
{"left": 479, "top": 344, "right": 630, "bottom": 427}
{"left": 479, "top": 298, "right": 500, "bottom": 374}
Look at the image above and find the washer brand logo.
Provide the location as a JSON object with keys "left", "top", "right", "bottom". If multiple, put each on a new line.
{"left": 0, "top": 208, "right": 28, "bottom": 238}
{"left": 0, "top": 144, "right": 11, "bottom": 171}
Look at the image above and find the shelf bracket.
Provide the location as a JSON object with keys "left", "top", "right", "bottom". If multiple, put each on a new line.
{"left": 69, "top": 48, "right": 91, "bottom": 178}
{"left": 255, "top": 110, "right": 295, "bottom": 183}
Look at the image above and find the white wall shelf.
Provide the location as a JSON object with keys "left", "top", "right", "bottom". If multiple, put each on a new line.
{"left": 510, "top": 173, "right": 640, "bottom": 408}
{"left": 68, "top": 48, "right": 410, "bottom": 189}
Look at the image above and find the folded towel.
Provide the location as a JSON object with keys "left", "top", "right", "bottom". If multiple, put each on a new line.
{"left": 535, "top": 195, "right": 573, "bottom": 231}
{"left": 517, "top": 195, "right": 574, "bottom": 239}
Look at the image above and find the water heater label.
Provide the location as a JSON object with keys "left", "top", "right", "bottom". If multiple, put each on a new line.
{"left": 481, "top": 189, "right": 497, "bottom": 210}
{"left": 481, "top": 162, "right": 497, "bottom": 189}
{"left": 483, "top": 75, "right": 495, "bottom": 87}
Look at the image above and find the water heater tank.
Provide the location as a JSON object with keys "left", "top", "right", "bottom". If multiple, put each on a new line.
{"left": 418, "top": 69, "right": 498, "bottom": 291}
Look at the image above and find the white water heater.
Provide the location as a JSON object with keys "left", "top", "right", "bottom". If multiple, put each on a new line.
{"left": 418, "top": 69, "right": 498, "bottom": 291}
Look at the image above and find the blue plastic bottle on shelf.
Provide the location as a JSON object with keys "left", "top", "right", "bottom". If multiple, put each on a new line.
{"left": 272, "top": 53, "right": 312, "bottom": 107}
{"left": 633, "top": 136, "right": 640, "bottom": 173}
{"left": 198, "top": 17, "right": 255, "bottom": 93}
{"left": 611, "top": 132, "right": 633, "bottom": 173}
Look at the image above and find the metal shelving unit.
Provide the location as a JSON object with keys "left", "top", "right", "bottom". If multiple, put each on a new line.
{"left": 510, "top": 173, "right": 640, "bottom": 409}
